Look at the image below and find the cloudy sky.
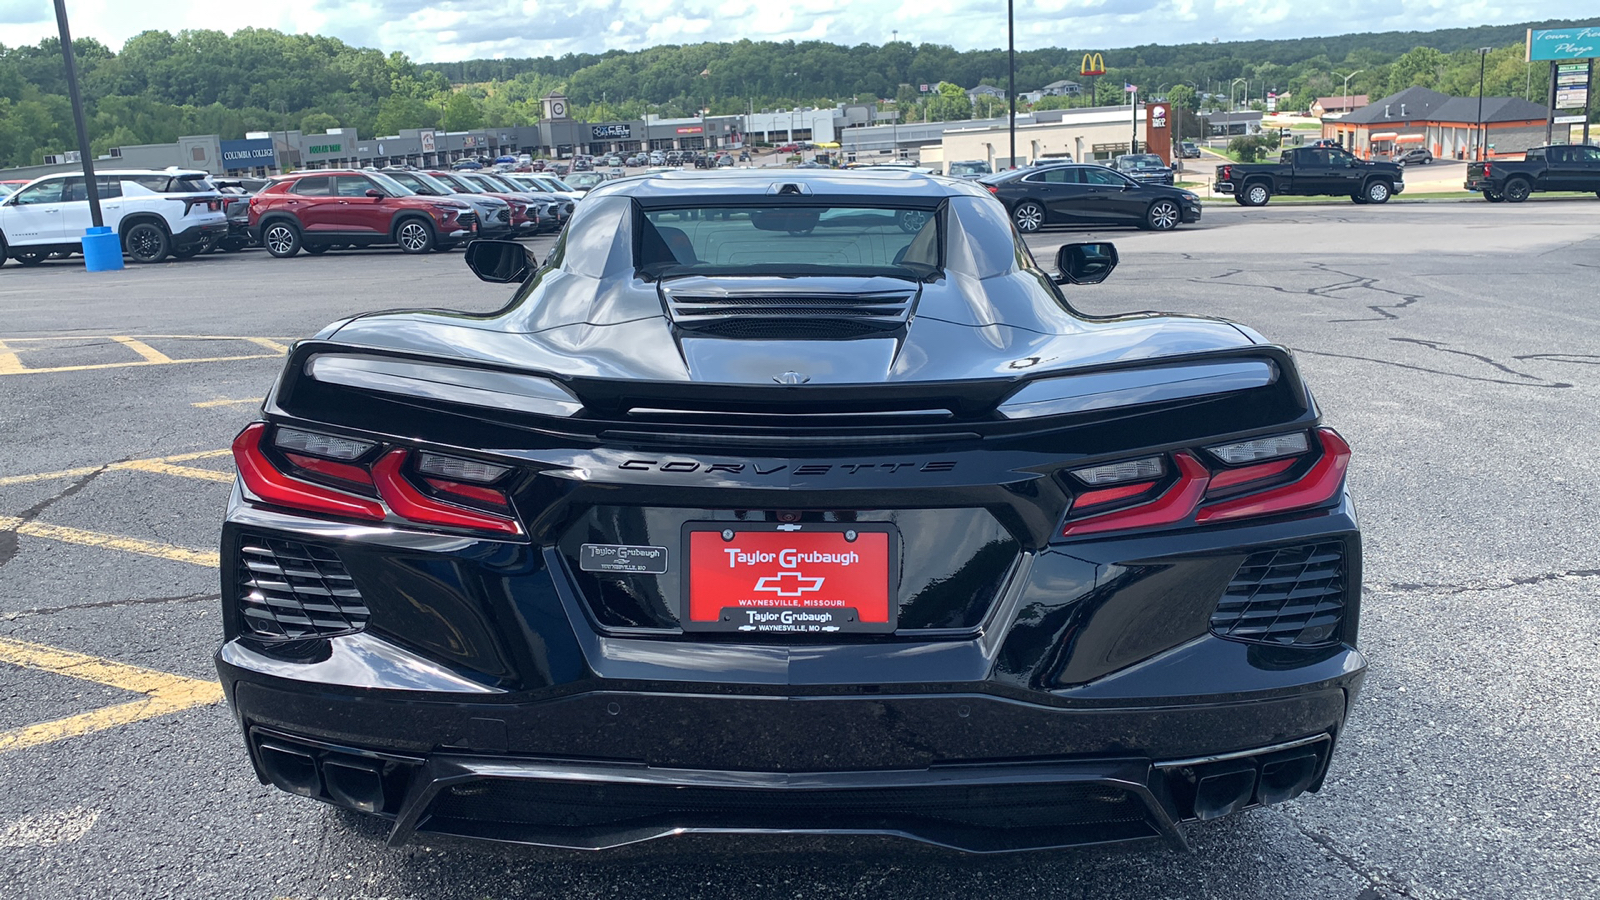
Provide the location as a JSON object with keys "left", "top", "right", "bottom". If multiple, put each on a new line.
{"left": 0, "top": 0, "right": 1563, "bottom": 63}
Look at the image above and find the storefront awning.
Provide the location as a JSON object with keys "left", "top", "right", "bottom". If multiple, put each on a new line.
{"left": 1370, "top": 132, "right": 1400, "bottom": 141}
{"left": 1394, "top": 134, "right": 1426, "bottom": 143}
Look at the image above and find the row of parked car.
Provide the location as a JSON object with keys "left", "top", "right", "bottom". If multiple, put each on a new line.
{"left": 0, "top": 166, "right": 585, "bottom": 265}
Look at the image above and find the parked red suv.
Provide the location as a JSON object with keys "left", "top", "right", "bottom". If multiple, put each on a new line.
{"left": 248, "top": 170, "right": 476, "bottom": 257}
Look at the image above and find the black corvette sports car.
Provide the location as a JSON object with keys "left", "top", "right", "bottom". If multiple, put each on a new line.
{"left": 218, "top": 169, "right": 1363, "bottom": 853}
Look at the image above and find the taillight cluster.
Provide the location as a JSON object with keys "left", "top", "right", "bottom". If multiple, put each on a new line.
{"left": 231, "top": 423, "right": 521, "bottom": 536}
{"left": 1059, "top": 428, "right": 1349, "bottom": 538}
{"left": 1219, "top": 165, "right": 1233, "bottom": 181}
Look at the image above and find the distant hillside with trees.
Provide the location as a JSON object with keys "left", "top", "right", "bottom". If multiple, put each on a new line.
{"left": 0, "top": 18, "right": 1594, "bottom": 167}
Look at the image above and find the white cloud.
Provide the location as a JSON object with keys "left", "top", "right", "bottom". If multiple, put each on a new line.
{"left": 0, "top": 0, "right": 1568, "bottom": 63}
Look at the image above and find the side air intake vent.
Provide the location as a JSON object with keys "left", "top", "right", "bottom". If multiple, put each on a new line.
{"left": 665, "top": 291, "right": 915, "bottom": 339}
{"left": 1211, "top": 542, "right": 1346, "bottom": 646}
{"left": 237, "top": 535, "right": 368, "bottom": 639}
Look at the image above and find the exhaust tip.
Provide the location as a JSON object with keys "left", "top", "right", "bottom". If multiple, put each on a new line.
{"left": 258, "top": 742, "right": 322, "bottom": 798}
{"left": 1257, "top": 751, "right": 1321, "bottom": 806}
{"left": 323, "top": 756, "right": 387, "bottom": 814}
{"left": 1192, "top": 763, "right": 1257, "bottom": 821}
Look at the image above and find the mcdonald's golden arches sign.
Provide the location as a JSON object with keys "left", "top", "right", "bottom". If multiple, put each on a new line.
{"left": 1080, "top": 53, "right": 1106, "bottom": 76}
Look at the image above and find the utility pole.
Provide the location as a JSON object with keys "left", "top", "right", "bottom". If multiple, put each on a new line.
{"left": 1131, "top": 88, "right": 1138, "bottom": 153}
{"left": 53, "top": 0, "right": 102, "bottom": 229}
{"left": 1006, "top": 0, "right": 1016, "bottom": 168}
{"left": 1475, "top": 49, "right": 1490, "bottom": 161}
{"left": 53, "top": 0, "right": 122, "bottom": 271}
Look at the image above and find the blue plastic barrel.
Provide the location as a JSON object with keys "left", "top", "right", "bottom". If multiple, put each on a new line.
{"left": 82, "top": 226, "right": 125, "bottom": 272}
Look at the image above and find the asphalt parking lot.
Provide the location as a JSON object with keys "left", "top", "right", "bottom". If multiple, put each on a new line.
{"left": 2, "top": 198, "right": 1598, "bottom": 900}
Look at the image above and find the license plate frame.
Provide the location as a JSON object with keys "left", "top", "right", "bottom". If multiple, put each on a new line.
{"left": 680, "top": 522, "right": 899, "bottom": 635}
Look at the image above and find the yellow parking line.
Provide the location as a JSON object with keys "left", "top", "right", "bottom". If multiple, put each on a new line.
{"left": 0, "top": 338, "right": 22, "bottom": 375}
{"left": 116, "top": 460, "right": 235, "bottom": 483}
{"left": 243, "top": 337, "right": 290, "bottom": 354}
{"left": 0, "top": 449, "right": 232, "bottom": 487}
{"left": 2, "top": 352, "right": 282, "bottom": 376}
{"left": 0, "top": 636, "right": 224, "bottom": 754}
{"left": 0, "top": 334, "right": 295, "bottom": 343}
{"left": 192, "top": 396, "right": 264, "bottom": 408}
{"left": 0, "top": 516, "right": 219, "bottom": 568}
{"left": 109, "top": 336, "right": 174, "bottom": 365}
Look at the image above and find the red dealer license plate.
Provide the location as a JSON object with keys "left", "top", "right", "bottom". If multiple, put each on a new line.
{"left": 684, "top": 524, "right": 896, "bottom": 634}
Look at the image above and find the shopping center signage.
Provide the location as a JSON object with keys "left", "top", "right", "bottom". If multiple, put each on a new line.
{"left": 591, "top": 124, "right": 632, "bottom": 139}
{"left": 1528, "top": 27, "right": 1600, "bottom": 62}
{"left": 219, "top": 138, "right": 276, "bottom": 170}
{"left": 676, "top": 126, "right": 703, "bottom": 134}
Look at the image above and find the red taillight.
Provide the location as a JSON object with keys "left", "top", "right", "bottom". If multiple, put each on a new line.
{"left": 986, "top": 184, "right": 999, "bottom": 194}
{"left": 1205, "top": 456, "right": 1297, "bottom": 492}
{"left": 423, "top": 477, "right": 511, "bottom": 510}
{"left": 1058, "top": 427, "right": 1350, "bottom": 538}
{"left": 1197, "top": 429, "right": 1350, "bottom": 523}
{"left": 1062, "top": 453, "right": 1210, "bottom": 536}
{"left": 371, "top": 451, "right": 521, "bottom": 536}
{"left": 1220, "top": 165, "right": 1232, "bottom": 180}
{"left": 1069, "top": 480, "right": 1160, "bottom": 511}
{"left": 282, "top": 452, "right": 373, "bottom": 487}
{"left": 232, "top": 424, "right": 385, "bottom": 521}
{"left": 1483, "top": 162, "right": 1490, "bottom": 177}
{"left": 233, "top": 424, "right": 521, "bottom": 536}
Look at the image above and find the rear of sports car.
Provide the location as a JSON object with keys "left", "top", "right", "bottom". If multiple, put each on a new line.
{"left": 216, "top": 175, "right": 1363, "bottom": 853}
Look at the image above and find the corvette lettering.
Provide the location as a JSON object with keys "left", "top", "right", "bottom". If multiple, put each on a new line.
{"left": 620, "top": 459, "right": 955, "bottom": 474}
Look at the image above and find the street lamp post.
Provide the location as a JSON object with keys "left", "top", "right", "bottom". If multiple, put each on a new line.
{"left": 51, "top": 0, "right": 121, "bottom": 271}
{"left": 1006, "top": 0, "right": 1016, "bottom": 169}
{"left": 1337, "top": 69, "right": 1364, "bottom": 116}
{"left": 1475, "top": 48, "right": 1491, "bottom": 161}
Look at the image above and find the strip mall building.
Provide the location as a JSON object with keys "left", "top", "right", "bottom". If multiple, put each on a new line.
{"left": 1321, "top": 87, "right": 1552, "bottom": 160}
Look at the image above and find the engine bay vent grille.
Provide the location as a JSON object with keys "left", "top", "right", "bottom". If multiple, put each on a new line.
{"left": 236, "top": 535, "right": 368, "bottom": 640}
{"left": 1211, "top": 542, "right": 1346, "bottom": 647}
{"left": 666, "top": 291, "right": 915, "bottom": 339}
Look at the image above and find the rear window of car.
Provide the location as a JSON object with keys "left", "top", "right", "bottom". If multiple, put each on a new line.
{"left": 949, "top": 162, "right": 991, "bottom": 176}
{"left": 171, "top": 175, "right": 215, "bottom": 192}
{"left": 637, "top": 204, "right": 941, "bottom": 279}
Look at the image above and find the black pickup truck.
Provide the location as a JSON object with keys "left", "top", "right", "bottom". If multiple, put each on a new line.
{"left": 1215, "top": 146, "right": 1405, "bottom": 206}
{"left": 1465, "top": 145, "right": 1600, "bottom": 202}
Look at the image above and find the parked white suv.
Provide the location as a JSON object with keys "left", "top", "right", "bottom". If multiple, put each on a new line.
{"left": 0, "top": 169, "right": 229, "bottom": 266}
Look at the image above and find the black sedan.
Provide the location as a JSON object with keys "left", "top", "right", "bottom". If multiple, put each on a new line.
{"left": 981, "top": 163, "right": 1201, "bottom": 232}
{"left": 218, "top": 169, "right": 1361, "bottom": 854}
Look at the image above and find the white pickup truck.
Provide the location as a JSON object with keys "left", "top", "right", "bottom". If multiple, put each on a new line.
{"left": 0, "top": 168, "right": 229, "bottom": 265}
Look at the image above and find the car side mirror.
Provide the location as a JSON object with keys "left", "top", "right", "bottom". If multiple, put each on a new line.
{"left": 464, "top": 239, "right": 536, "bottom": 283}
{"left": 365, "top": 189, "right": 386, "bottom": 198}
{"left": 1054, "top": 242, "right": 1119, "bottom": 286}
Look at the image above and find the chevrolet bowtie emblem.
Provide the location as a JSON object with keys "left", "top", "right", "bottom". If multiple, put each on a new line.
{"left": 753, "top": 571, "right": 826, "bottom": 597}
{"left": 774, "top": 371, "right": 810, "bottom": 385}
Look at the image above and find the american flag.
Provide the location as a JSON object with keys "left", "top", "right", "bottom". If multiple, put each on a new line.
{"left": 1124, "top": 83, "right": 1138, "bottom": 92}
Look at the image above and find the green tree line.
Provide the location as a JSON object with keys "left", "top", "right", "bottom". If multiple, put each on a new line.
{"left": 0, "top": 19, "right": 1594, "bottom": 168}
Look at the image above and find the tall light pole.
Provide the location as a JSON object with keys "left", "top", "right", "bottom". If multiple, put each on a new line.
{"left": 1006, "top": 0, "right": 1016, "bottom": 169}
{"left": 1337, "top": 69, "right": 1364, "bottom": 116}
{"left": 1475, "top": 48, "right": 1491, "bottom": 161}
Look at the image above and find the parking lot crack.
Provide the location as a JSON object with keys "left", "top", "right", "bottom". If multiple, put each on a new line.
{"left": 0, "top": 465, "right": 109, "bottom": 569}
{"left": 1285, "top": 815, "right": 1423, "bottom": 899}
{"left": 1289, "top": 347, "right": 1573, "bottom": 389}
{"left": 1, "top": 592, "right": 221, "bottom": 622}
{"left": 1370, "top": 567, "right": 1600, "bottom": 597}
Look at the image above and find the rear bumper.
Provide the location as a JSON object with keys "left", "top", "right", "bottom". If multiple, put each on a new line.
{"left": 225, "top": 674, "right": 1357, "bottom": 851}
{"left": 174, "top": 221, "right": 229, "bottom": 249}
{"left": 1215, "top": 181, "right": 1236, "bottom": 194}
